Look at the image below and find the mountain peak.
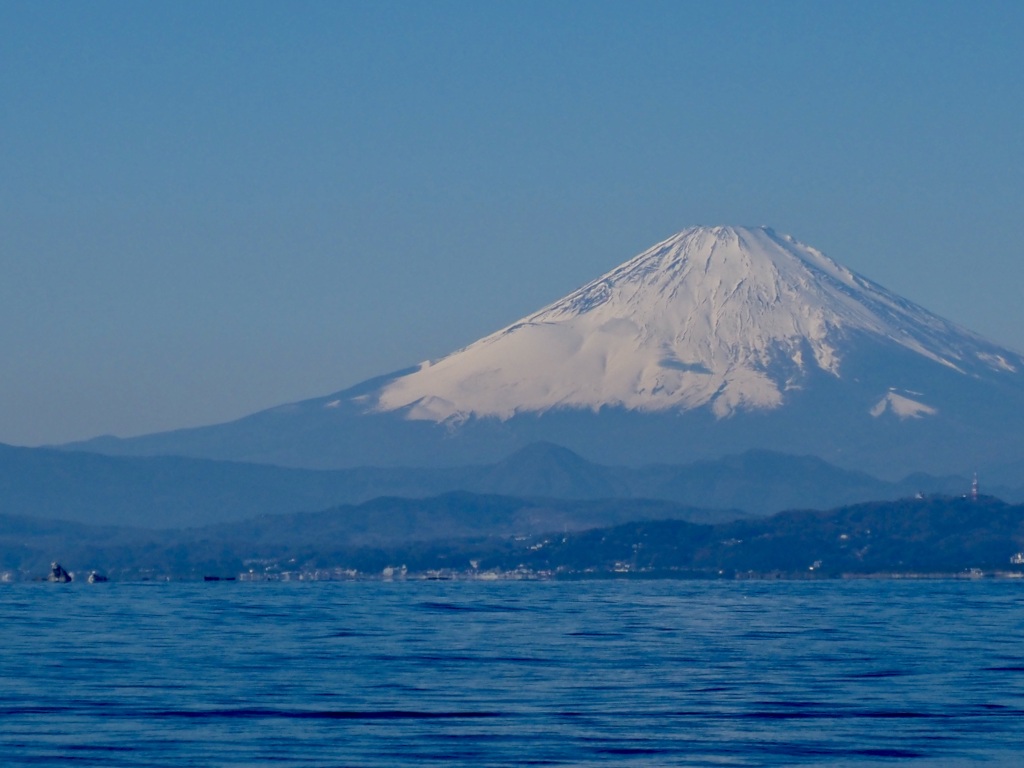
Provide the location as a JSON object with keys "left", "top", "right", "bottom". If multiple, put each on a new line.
{"left": 63, "top": 226, "right": 1024, "bottom": 476}
{"left": 534, "top": 225, "right": 856, "bottom": 323}
{"left": 372, "top": 226, "right": 1022, "bottom": 424}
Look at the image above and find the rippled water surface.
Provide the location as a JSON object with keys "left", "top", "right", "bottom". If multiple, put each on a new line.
{"left": 2, "top": 580, "right": 1023, "bottom": 766}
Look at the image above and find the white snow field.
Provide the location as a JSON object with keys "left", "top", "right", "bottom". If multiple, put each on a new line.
{"left": 374, "top": 226, "right": 1019, "bottom": 423}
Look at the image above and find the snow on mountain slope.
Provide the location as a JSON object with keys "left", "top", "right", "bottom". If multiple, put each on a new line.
{"left": 373, "top": 226, "right": 1023, "bottom": 423}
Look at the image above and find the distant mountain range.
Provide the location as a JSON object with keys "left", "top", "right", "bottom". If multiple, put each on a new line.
{"left": 64, "top": 226, "right": 1024, "bottom": 478}
{"left": 2, "top": 441, "right": 1011, "bottom": 530}
{"left": 5, "top": 492, "right": 1021, "bottom": 581}
{"left": 476, "top": 495, "right": 1024, "bottom": 578}
{"left": 0, "top": 491, "right": 741, "bottom": 578}
{"left": 12, "top": 225, "right": 1021, "bottom": 580}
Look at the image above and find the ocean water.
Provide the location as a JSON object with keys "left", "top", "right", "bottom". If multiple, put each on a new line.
{"left": 2, "top": 580, "right": 1023, "bottom": 767}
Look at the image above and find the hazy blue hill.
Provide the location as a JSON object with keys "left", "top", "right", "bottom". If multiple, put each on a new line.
{"left": 478, "top": 495, "right": 1024, "bottom": 576}
{"left": 204, "top": 492, "right": 742, "bottom": 550}
{"left": 6, "top": 492, "right": 1022, "bottom": 580}
{"left": 0, "top": 443, "right": 443, "bottom": 528}
{"left": 3, "top": 441, "right": 1018, "bottom": 530}
{"left": 0, "top": 491, "right": 740, "bottom": 577}
{"left": 625, "top": 450, "right": 892, "bottom": 513}
{"left": 463, "top": 442, "right": 626, "bottom": 499}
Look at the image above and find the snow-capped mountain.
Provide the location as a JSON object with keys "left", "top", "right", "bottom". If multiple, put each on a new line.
{"left": 372, "top": 226, "right": 1021, "bottom": 424}
{"left": 67, "top": 226, "right": 1024, "bottom": 477}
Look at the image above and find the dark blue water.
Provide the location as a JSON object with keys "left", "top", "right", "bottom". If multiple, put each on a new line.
{"left": 2, "top": 580, "right": 1023, "bottom": 766}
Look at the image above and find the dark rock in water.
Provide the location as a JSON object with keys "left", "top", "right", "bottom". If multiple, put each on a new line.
{"left": 87, "top": 571, "right": 108, "bottom": 583}
{"left": 48, "top": 561, "right": 72, "bottom": 583}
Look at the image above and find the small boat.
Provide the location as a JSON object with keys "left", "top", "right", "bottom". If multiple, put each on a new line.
{"left": 48, "top": 562, "right": 72, "bottom": 583}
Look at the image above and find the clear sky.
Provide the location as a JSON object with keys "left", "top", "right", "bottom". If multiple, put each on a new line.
{"left": 3, "top": 0, "right": 1023, "bottom": 446}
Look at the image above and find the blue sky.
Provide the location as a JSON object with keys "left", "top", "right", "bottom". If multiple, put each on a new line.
{"left": 3, "top": 0, "right": 1023, "bottom": 445}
